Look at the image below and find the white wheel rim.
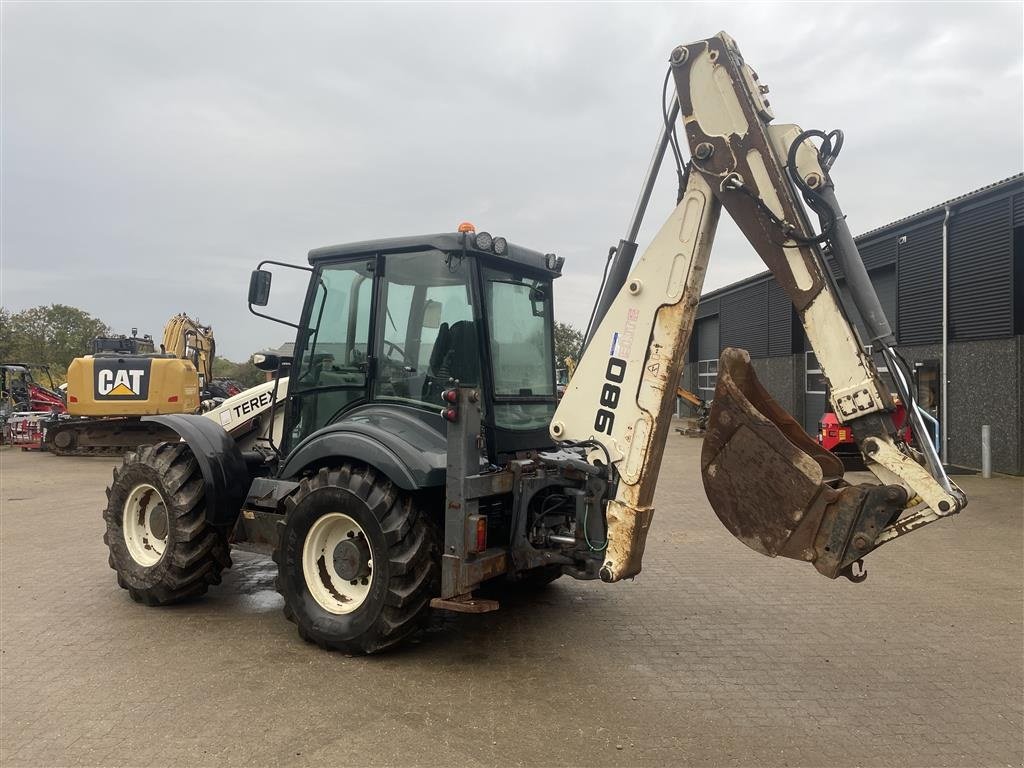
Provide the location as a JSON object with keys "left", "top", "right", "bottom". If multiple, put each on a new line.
{"left": 122, "top": 483, "right": 169, "bottom": 567}
{"left": 302, "top": 512, "right": 374, "bottom": 615}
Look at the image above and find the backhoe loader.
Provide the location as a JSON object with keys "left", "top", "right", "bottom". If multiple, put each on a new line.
{"left": 100, "top": 32, "right": 965, "bottom": 653}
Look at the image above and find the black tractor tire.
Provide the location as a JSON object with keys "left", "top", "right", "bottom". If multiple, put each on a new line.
{"left": 103, "top": 442, "right": 231, "bottom": 605}
{"left": 273, "top": 465, "right": 438, "bottom": 654}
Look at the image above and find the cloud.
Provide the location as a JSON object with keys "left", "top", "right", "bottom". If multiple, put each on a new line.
{"left": 3, "top": 2, "right": 1021, "bottom": 359}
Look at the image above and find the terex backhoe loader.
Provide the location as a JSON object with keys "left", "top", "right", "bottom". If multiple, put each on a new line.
{"left": 47, "top": 314, "right": 216, "bottom": 455}
{"left": 101, "top": 32, "right": 965, "bottom": 653}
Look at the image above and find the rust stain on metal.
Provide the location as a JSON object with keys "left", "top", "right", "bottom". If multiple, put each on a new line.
{"left": 673, "top": 34, "right": 826, "bottom": 312}
{"left": 701, "top": 348, "right": 909, "bottom": 580}
{"left": 429, "top": 593, "right": 499, "bottom": 614}
{"left": 316, "top": 555, "right": 350, "bottom": 603}
{"left": 137, "top": 488, "right": 152, "bottom": 527}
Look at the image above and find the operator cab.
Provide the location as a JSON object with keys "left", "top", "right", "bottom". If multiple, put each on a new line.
{"left": 251, "top": 229, "right": 565, "bottom": 461}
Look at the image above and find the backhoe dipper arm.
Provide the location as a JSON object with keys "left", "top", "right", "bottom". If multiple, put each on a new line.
{"left": 552, "top": 32, "right": 965, "bottom": 584}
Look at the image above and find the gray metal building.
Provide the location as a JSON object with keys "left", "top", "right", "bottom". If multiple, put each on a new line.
{"left": 683, "top": 174, "right": 1024, "bottom": 475}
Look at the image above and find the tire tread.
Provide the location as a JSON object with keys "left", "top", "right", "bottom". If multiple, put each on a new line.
{"left": 274, "top": 463, "right": 437, "bottom": 654}
{"left": 102, "top": 443, "right": 231, "bottom": 606}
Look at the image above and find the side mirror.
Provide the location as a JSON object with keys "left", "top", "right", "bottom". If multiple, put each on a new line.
{"left": 252, "top": 352, "right": 282, "bottom": 372}
{"left": 249, "top": 270, "right": 272, "bottom": 307}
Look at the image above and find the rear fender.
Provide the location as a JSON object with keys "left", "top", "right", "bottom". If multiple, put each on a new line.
{"left": 279, "top": 431, "right": 423, "bottom": 490}
{"left": 143, "top": 414, "right": 254, "bottom": 527}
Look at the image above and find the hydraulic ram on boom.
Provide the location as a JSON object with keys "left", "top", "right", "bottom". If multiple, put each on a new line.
{"left": 553, "top": 31, "right": 965, "bottom": 583}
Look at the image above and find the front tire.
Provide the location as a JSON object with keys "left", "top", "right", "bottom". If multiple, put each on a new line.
{"left": 103, "top": 443, "right": 231, "bottom": 605}
{"left": 274, "top": 465, "right": 438, "bottom": 654}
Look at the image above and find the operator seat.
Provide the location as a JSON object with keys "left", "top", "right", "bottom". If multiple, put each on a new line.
{"left": 423, "top": 320, "right": 479, "bottom": 403}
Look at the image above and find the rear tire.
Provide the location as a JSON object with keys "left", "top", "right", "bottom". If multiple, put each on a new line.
{"left": 274, "top": 465, "right": 438, "bottom": 654}
{"left": 103, "top": 443, "right": 231, "bottom": 605}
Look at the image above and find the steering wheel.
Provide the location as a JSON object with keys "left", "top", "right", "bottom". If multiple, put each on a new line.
{"left": 382, "top": 340, "right": 407, "bottom": 361}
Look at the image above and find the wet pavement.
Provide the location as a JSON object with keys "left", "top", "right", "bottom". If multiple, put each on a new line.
{"left": 1, "top": 438, "right": 1022, "bottom": 767}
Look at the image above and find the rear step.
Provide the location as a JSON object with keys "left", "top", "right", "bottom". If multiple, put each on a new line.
{"left": 701, "top": 348, "right": 907, "bottom": 581}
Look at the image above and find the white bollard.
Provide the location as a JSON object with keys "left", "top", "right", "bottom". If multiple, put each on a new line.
{"left": 981, "top": 425, "right": 992, "bottom": 479}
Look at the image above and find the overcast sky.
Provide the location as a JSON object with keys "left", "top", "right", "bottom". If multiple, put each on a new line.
{"left": 3, "top": 2, "right": 1022, "bottom": 360}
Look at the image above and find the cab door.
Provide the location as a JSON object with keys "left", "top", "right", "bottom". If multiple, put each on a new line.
{"left": 285, "top": 259, "right": 375, "bottom": 452}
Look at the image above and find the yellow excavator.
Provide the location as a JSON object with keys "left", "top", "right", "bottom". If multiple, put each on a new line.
{"left": 676, "top": 387, "right": 710, "bottom": 431}
{"left": 46, "top": 314, "right": 216, "bottom": 456}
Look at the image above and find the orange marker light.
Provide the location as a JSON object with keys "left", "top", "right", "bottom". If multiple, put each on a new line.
{"left": 167, "top": 395, "right": 179, "bottom": 403}
{"left": 457, "top": 221, "right": 476, "bottom": 233}
{"left": 476, "top": 516, "right": 487, "bottom": 552}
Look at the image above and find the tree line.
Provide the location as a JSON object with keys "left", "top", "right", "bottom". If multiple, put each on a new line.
{"left": 0, "top": 304, "right": 263, "bottom": 387}
{"left": 1, "top": 304, "right": 585, "bottom": 388}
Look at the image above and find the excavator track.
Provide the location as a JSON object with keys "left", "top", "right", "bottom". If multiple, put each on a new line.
{"left": 46, "top": 418, "right": 180, "bottom": 458}
{"left": 50, "top": 443, "right": 136, "bottom": 458}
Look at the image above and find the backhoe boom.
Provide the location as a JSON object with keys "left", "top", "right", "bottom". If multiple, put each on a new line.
{"left": 553, "top": 32, "right": 964, "bottom": 584}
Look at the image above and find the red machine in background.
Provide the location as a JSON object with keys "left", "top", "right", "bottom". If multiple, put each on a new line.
{"left": 0, "top": 364, "right": 66, "bottom": 414}
{"left": 1, "top": 364, "right": 66, "bottom": 449}
{"left": 819, "top": 396, "right": 912, "bottom": 468}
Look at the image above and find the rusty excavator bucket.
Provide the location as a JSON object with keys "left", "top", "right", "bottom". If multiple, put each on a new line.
{"left": 701, "top": 348, "right": 908, "bottom": 581}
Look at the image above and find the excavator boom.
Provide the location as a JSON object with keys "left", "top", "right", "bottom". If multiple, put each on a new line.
{"left": 553, "top": 32, "right": 964, "bottom": 583}
{"left": 162, "top": 313, "right": 215, "bottom": 384}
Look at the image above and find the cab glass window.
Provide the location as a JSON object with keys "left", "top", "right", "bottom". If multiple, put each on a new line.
{"left": 482, "top": 267, "right": 555, "bottom": 431}
{"left": 287, "top": 261, "right": 373, "bottom": 448}
{"left": 373, "top": 251, "right": 479, "bottom": 407}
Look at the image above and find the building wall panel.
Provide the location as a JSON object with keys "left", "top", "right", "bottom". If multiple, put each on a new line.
{"left": 720, "top": 282, "right": 769, "bottom": 358}
{"left": 767, "top": 278, "right": 793, "bottom": 357}
{"left": 897, "top": 219, "right": 943, "bottom": 345}
{"left": 949, "top": 197, "right": 1013, "bottom": 339}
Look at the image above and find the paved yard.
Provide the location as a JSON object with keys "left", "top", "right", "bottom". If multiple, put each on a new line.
{"left": 1, "top": 436, "right": 1022, "bottom": 767}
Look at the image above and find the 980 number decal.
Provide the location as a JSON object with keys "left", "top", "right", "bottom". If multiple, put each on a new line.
{"left": 594, "top": 357, "right": 626, "bottom": 435}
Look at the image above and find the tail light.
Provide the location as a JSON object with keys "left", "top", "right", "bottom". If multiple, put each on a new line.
{"left": 476, "top": 516, "right": 487, "bottom": 552}
{"left": 441, "top": 388, "right": 459, "bottom": 421}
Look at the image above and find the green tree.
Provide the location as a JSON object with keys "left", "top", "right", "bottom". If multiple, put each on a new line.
{"left": 0, "top": 304, "right": 109, "bottom": 375}
{"left": 212, "top": 356, "right": 265, "bottom": 389}
{"left": 553, "top": 321, "right": 584, "bottom": 366}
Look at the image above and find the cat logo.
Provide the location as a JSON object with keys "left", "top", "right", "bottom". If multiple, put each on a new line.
{"left": 94, "top": 359, "right": 151, "bottom": 400}
{"left": 99, "top": 369, "right": 144, "bottom": 396}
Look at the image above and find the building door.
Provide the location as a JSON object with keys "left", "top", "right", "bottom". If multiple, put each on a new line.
{"left": 803, "top": 351, "right": 828, "bottom": 435}
{"left": 695, "top": 315, "right": 720, "bottom": 400}
{"left": 912, "top": 359, "right": 942, "bottom": 452}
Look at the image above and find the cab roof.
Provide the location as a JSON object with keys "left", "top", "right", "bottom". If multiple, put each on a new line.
{"left": 307, "top": 233, "right": 560, "bottom": 277}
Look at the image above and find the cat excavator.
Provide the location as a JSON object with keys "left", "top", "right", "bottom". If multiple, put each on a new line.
{"left": 46, "top": 314, "right": 216, "bottom": 456}
{"left": 99, "top": 32, "right": 965, "bottom": 653}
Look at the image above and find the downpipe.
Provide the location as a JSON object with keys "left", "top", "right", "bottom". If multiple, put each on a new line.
{"left": 941, "top": 204, "right": 951, "bottom": 465}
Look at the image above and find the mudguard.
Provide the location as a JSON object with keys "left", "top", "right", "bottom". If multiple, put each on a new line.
{"left": 143, "top": 414, "right": 253, "bottom": 527}
{"left": 279, "top": 406, "right": 447, "bottom": 490}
